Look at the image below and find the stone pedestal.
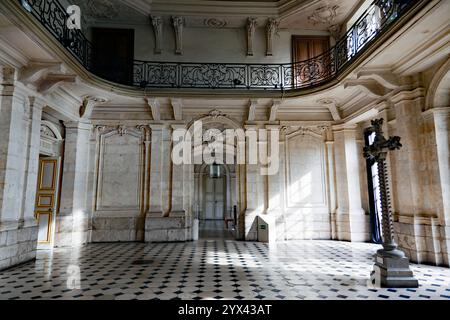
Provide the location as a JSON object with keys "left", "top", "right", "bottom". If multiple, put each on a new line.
{"left": 371, "top": 251, "right": 419, "bottom": 288}
{"left": 145, "top": 216, "right": 188, "bottom": 242}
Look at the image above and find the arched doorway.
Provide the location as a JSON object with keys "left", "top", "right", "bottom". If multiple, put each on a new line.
{"left": 186, "top": 111, "right": 244, "bottom": 240}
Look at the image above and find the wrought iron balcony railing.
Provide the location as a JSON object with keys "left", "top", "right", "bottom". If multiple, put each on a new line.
{"left": 19, "top": 0, "right": 418, "bottom": 91}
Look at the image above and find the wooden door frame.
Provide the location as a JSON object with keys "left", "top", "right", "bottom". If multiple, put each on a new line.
{"left": 291, "top": 35, "right": 330, "bottom": 63}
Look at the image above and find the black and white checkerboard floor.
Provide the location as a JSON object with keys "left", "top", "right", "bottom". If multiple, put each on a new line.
{"left": 1, "top": 240, "right": 449, "bottom": 300}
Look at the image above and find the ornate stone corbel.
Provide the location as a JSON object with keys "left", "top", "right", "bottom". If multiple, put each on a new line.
{"left": 19, "top": 62, "right": 61, "bottom": 84}
{"left": 0, "top": 66, "right": 15, "bottom": 84}
{"left": 172, "top": 16, "right": 184, "bottom": 55}
{"left": 266, "top": 18, "right": 280, "bottom": 56}
{"left": 247, "top": 18, "right": 258, "bottom": 56}
{"left": 171, "top": 98, "right": 183, "bottom": 121}
{"left": 269, "top": 99, "right": 282, "bottom": 122}
{"left": 248, "top": 99, "right": 258, "bottom": 122}
{"left": 38, "top": 73, "right": 77, "bottom": 95}
{"left": 145, "top": 97, "right": 161, "bottom": 121}
{"left": 151, "top": 16, "right": 163, "bottom": 54}
{"left": 318, "top": 98, "right": 342, "bottom": 121}
{"left": 79, "top": 96, "right": 107, "bottom": 119}
{"left": 343, "top": 79, "right": 388, "bottom": 99}
{"left": 356, "top": 69, "right": 401, "bottom": 90}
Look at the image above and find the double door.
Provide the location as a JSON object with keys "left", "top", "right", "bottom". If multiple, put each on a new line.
{"left": 204, "top": 176, "right": 225, "bottom": 221}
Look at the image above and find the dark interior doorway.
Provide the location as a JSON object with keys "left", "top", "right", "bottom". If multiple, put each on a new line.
{"left": 365, "top": 130, "right": 383, "bottom": 244}
{"left": 92, "top": 28, "right": 134, "bottom": 85}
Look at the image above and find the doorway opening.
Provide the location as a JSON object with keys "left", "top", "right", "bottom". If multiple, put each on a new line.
{"left": 364, "top": 130, "right": 383, "bottom": 244}
{"left": 195, "top": 164, "right": 237, "bottom": 240}
{"left": 35, "top": 120, "right": 64, "bottom": 250}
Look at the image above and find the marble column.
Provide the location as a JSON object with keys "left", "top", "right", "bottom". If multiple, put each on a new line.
{"left": 55, "top": 121, "right": 92, "bottom": 247}
{"left": 0, "top": 67, "right": 40, "bottom": 270}
{"left": 343, "top": 125, "right": 369, "bottom": 242}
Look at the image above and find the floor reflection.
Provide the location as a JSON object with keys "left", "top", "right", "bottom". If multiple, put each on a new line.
{"left": 199, "top": 220, "right": 235, "bottom": 240}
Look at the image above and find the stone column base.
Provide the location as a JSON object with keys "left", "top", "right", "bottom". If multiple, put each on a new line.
{"left": 145, "top": 216, "right": 189, "bottom": 242}
{"left": 370, "top": 252, "right": 419, "bottom": 288}
{"left": 0, "top": 225, "right": 38, "bottom": 271}
{"left": 244, "top": 210, "right": 259, "bottom": 241}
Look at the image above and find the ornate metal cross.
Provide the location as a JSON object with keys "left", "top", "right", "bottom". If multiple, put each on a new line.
{"left": 363, "top": 119, "right": 403, "bottom": 256}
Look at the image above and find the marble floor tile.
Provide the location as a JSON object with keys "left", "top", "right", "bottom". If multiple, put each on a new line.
{"left": 0, "top": 240, "right": 449, "bottom": 300}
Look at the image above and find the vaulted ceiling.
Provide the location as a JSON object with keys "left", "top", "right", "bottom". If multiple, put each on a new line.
{"left": 72, "top": 0, "right": 362, "bottom": 31}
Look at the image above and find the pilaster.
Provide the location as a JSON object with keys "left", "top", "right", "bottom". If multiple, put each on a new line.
{"left": 55, "top": 121, "right": 93, "bottom": 247}
{"left": 343, "top": 124, "right": 369, "bottom": 242}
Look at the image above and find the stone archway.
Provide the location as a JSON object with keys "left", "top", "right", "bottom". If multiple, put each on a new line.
{"left": 186, "top": 110, "right": 245, "bottom": 240}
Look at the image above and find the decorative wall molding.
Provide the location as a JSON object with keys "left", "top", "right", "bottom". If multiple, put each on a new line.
{"left": 425, "top": 57, "right": 450, "bottom": 109}
{"left": 317, "top": 98, "right": 342, "bottom": 121}
{"left": 284, "top": 132, "right": 328, "bottom": 211}
{"left": 247, "top": 18, "right": 258, "bottom": 57}
{"left": 356, "top": 69, "right": 401, "bottom": 90}
{"left": 172, "top": 16, "right": 185, "bottom": 55}
{"left": 40, "top": 120, "right": 63, "bottom": 156}
{"left": 269, "top": 99, "right": 282, "bottom": 122}
{"left": 209, "top": 109, "right": 226, "bottom": 120}
{"left": 248, "top": 99, "right": 258, "bottom": 122}
{"left": 0, "top": 66, "right": 15, "bottom": 85}
{"left": 37, "top": 74, "right": 77, "bottom": 95}
{"left": 171, "top": 98, "right": 183, "bottom": 121}
{"left": 266, "top": 18, "right": 280, "bottom": 56}
{"left": 150, "top": 16, "right": 164, "bottom": 54}
{"left": 204, "top": 18, "right": 228, "bottom": 28}
{"left": 343, "top": 79, "right": 389, "bottom": 99}
{"left": 308, "top": 5, "right": 339, "bottom": 26}
{"left": 95, "top": 125, "right": 146, "bottom": 213}
{"left": 145, "top": 98, "right": 161, "bottom": 121}
{"left": 83, "top": 0, "right": 119, "bottom": 20}
{"left": 79, "top": 96, "right": 108, "bottom": 119}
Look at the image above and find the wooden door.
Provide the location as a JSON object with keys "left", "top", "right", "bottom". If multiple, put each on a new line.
{"left": 292, "top": 36, "right": 330, "bottom": 86}
{"left": 204, "top": 176, "right": 225, "bottom": 220}
{"left": 35, "top": 157, "right": 60, "bottom": 248}
{"left": 92, "top": 28, "right": 135, "bottom": 85}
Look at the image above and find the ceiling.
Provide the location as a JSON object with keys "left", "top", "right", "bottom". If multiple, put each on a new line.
{"left": 72, "top": 0, "right": 362, "bottom": 30}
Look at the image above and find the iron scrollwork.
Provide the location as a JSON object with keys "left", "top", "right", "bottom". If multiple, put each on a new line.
{"left": 19, "top": 0, "right": 418, "bottom": 91}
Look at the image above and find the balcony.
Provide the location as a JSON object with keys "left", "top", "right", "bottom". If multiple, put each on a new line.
{"left": 17, "top": 0, "right": 421, "bottom": 92}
